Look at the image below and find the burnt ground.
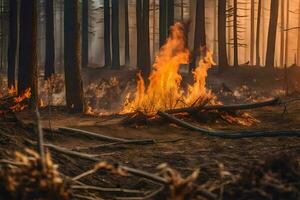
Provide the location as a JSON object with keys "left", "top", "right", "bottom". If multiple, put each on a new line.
{"left": 0, "top": 66, "right": 300, "bottom": 199}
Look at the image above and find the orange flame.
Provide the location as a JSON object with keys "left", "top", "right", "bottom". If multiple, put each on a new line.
{"left": 123, "top": 23, "right": 215, "bottom": 114}
{"left": 10, "top": 88, "right": 32, "bottom": 111}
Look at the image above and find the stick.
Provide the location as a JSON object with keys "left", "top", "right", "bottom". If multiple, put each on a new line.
{"left": 74, "top": 139, "right": 156, "bottom": 151}
{"left": 158, "top": 111, "right": 300, "bottom": 139}
{"left": 35, "top": 106, "right": 45, "bottom": 170}
{"left": 58, "top": 127, "right": 129, "bottom": 142}
{"left": 71, "top": 185, "right": 145, "bottom": 194}
{"left": 165, "top": 98, "right": 280, "bottom": 114}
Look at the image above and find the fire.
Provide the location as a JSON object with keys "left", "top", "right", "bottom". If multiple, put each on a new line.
{"left": 123, "top": 22, "right": 215, "bottom": 114}
{"left": 10, "top": 88, "right": 32, "bottom": 111}
{"left": 8, "top": 86, "right": 17, "bottom": 95}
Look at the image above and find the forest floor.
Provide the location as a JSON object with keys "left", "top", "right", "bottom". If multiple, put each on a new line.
{"left": 0, "top": 66, "right": 300, "bottom": 199}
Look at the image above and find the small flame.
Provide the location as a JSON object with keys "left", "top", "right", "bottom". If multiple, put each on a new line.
{"left": 123, "top": 22, "right": 216, "bottom": 114}
{"left": 10, "top": 88, "right": 31, "bottom": 111}
{"left": 8, "top": 86, "right": 17, "bottom": 95}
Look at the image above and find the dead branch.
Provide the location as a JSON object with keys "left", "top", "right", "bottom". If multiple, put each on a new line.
{"left": 158, "top": 111, "right": 300, "bottom": 139}
{"left": 74, "top": 139, "right": 156, "bottom": 151}
{"left": 71, "top": 185, "right": 145, "bottom": 194}
{"left": 165, "top": 98, "right": 280, "bottom": 114}
{"left": 58, "top": 127, "right": 129, "bottom": 142}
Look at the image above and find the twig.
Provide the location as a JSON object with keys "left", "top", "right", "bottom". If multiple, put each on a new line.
{"left": 35, "top": 106, "right": 45, "bottom": 169}
{"left": 158, "top": 111, "right": 300, "bottom": 139}
{"left": 71, "top": 185, "right": 145, "bottom": 194}
{"left": 114, "top": 186, "right": 165, "bottom": 200}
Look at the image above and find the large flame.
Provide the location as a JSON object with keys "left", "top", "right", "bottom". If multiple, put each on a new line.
{"left": 123, "top": 22, "right": 215, "bottom": 114}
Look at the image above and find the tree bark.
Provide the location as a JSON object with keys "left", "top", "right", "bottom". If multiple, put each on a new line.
{"left": 18, "top": 0, "right": 38, "bottom": 107}
{"left": 111, "top": 0, "right": 120, "bottom": 69}
{"left": 218, "top": 0, "right": 228, "bottom": 72}
{"left": 81, "top": 0, "right": 88, "bottom": 68}
{"left": 159, "top": 0, "right": 173, "bottom": 47}
{"left": 233, "top": 0, "right": 238, "bottom": 68}
{"left": 103, "top": 0, "right": 111, "bottom": 67}
{"left": 124, "top": 0, "right": 130, "bottom": 65}
{"left": 64, "top": 0, "right": 84, "bottom": 112}
{"left": 190, "top": 0, "right": 206, "bottom": 72}
{"left": 265, "top": 0, "right": 279, "bottom": 69}
{"left": 284, "top": 0, "right": 290, "bottom": 95}
{"left": 45, "top": 0, "right": 55, "bottom": 79}
{"left": 279, "top": 0, "right": 285, "bottom": 68}
{"left": 7, "top": 0, "right": 17, "bottom": 88}
{"left": 255, "top": 0, "right": 262, "bottom": 67}
{"left": 250, "top": 0, "right": 255, "bottom": 66}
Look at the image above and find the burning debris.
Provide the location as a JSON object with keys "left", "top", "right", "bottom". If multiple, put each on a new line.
{"left": 123, "top": 23, "right": 216, "bottom": 114}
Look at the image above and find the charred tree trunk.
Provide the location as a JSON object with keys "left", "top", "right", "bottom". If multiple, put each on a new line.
{"left": 45, "top": 0, "right": 55, "bottom": 79}
{"left": 124, "top": 0, "right": 129, "bottom": 65}
{"left": 159, "top": 0, "right": 173, "bottom": 47}
{"left": 81, "top": 0, "right": 88, "bottom": 68}
{"left": 233, "top": 0, "right": 238, "bottom": 68}
{"left": 190, "top": 0, "right": 206, "bottom": 72}
{"left": 136, "top": 0, "right": 151, "bottom": 79}
{"left": 18, "top": 0, "right": 38, "bottom": 107}
{"left": 7, "top": 0, "right": 17, "bottom": 88}
{"left": 279, "top": 0, "right": 284, "bottom": 68}
{"left": 103, "top": 0, "right": 111, "bottom": 67}
{"left": 265, "top": 0, "right": 279, "bottom": 69}
{"left": 64, "top": 0, "right": 84, "bottom": 112}
{"left": 255, "top": 0, "right": 262, "bottom": 67}
{"left": 159, "top": 0, "right": 167, "bottom": 47}
{"left": 218, "top": 0, "right": 228, "bottom": 72}
{"left": 250, "top": 0, "right": 255, "bottom": 66}
{"left": 111, "top": 0, "right": 120, "bottom": 69}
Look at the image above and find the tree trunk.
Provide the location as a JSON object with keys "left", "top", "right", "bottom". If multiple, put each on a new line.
{"left": 152, "top": 0, "right": 156, "bottom": 61}
{"left": 265, "top": 0, "right": 279, "bottom": 69}
{"left": 136, "top": 0, "right": 151, "bottom": 79}
{"left": 111, "top": 0, "right": 120, "bottom": 69}
{"left": 104, "top": 0, "right": 111, "bottom": 67}
{"left": 284, "top": 0, "right": 290, "bottom": 95}
{"left": 64, "top": 0, "right": 84, "bottom": 112}
{"left": 218, "top": 0, "right": 228, "bottom": 72}
{"left": 159, "top": 0, "right": 173, "bottom": 47}
{"left": 255, "top": 0, "right": 261, "bottom": 67}
{"left": 250, "top": 0, "right": 255, "bottom": 66}
{"left": 233, "top": 0, "right": 238, "bottom": 68}
{"left": 297, "top": 0, "right": 300, "bottom": 66}
{"left": 159, "top": 0, "right": 167, "bottom": 47}
{"left": 279, "top": 0, "right": 284, "bottom": 68}
{"left": 45, "top": 0, "right": 55, "bottom": 79}
{"left": 261, "top": 0, "right": 265, "bottom": 65}
{"left": 124, "top": 0, "right": 129, "bottom": 65}
{"left": 18, "top": 0, "right": 38, "bottom": 107}
{"left": 7, "top": 0, "right": 17, "bottom": 88}
{"left": 0, "top": 0, "right": 3, "bottom": 70}
{"left": 190, "top": 0, "right": 206, "bottom": 72}
{"left": 81, "top": 0, "right": 88, "bottom": 68}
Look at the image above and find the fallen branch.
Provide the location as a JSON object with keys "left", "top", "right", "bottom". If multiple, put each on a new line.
{"left": 71, "top": 185, "right": 145, "bottom": 194}
{"left": 158, "top": 111, "right": 300, "bottom": 139}
{"left": 58, "top": 127, "right": 129, "bottom": 142}
{"left": 74, "top": 139, "right": 156, "bottom": 151}
{"left": 165, "top": 98, "right": 280, "bottom": 114}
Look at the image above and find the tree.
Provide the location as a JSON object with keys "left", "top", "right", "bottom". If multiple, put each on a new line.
{"left": 265, "top": 0, "right": 279, "bottom": 69}
{"left": 297, "top": 0, "right": 300, "bottom": 65}
{"left": 81, "top": 0, "right": 89, "bottom": 68}
{"left": 64, "top": 0, "right": 84, "bottom": 112}
{"left": 255, "top": 0, "right": 262, "bottom": 67}
{"left": 124, "top": 0, "right": 130, "bottom": 65}
{"left": 18, "top": 0, "right": 38, "bottom": 107}
{"left": 233, "top": 0, "right": 238, "bottom": 67}
{"left": 111, "top": 0, "right": 120, "bottom": 69}
{"left": 159, "top": 0, "right": 174, "bottom": 47}
{"left": 190, "top": 0, "right": 206, "bottom": 71}
{"left": 7, "top": 0, "right": 17, "bottom": 88}
{"left": 218, "top": 0, "right": 228, "bottom": 71}
{"left": 45, "top": 0, "right": 55, "bottom": 79}
{"left": 103, "top": 0, "right": 111, "bottom": 67}
{"left": 279, "top": 0, "right": 285, "bottom": 68}
{"left": 136, "top": 0, "right": 151, "bottom": 79}
{"left": 250, "top": 0, "right": 255, "bottom": 66}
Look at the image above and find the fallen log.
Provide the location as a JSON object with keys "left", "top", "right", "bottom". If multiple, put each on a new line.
{"left": 158, "top": 111, "right": 300, "bottom": 139}
{"left": 165, "top": 98, "right": 280, "bottom": 114}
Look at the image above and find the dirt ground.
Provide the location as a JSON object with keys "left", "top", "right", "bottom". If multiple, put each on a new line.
{"left": 0, "top": 66, "right": 300, "bottom": 199}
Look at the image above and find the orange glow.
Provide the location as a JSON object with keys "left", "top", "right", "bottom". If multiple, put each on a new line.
{"left": 14, "top": 88, "right": 31, "bottom": 104}
{"left": 123, "top": 23, "right": 215, "bottom": 114}
{"left": 8, "top": 86, "right": 17, "bottom": 95}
